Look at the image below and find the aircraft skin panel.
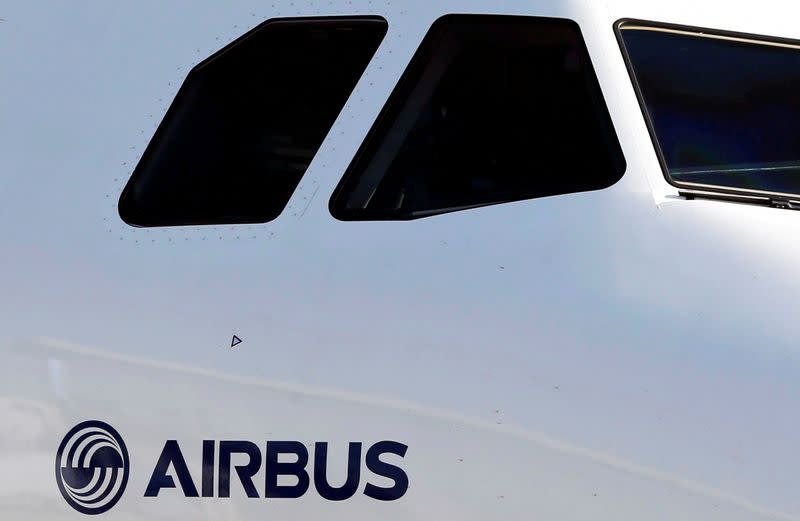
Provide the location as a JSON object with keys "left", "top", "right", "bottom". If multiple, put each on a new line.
{"left": 1, "top": 1, "right": 800, "bottom": 520}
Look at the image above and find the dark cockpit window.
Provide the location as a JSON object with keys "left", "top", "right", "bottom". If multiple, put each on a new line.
{"left": 119, "top": 17, "right": 387, "bottom": 227}
{"left": 330, "top": 15, "right": 625, "bottom": 220}
{"left": 617, "top": 20, "right": 800, "bottom": 197}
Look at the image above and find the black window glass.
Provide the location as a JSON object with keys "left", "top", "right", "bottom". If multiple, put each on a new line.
{"left": 330, "top": 15, "right": 625, "bottom": 220}
{"left": 618, "top": 21, "right": 800, "bottom": 196}
{"left": 119, "top": 17, "right": 387, "bottom": 227}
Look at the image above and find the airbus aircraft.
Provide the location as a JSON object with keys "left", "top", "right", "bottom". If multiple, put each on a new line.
{"left": 2, "top": 0, "right": 800, "bottom": 519}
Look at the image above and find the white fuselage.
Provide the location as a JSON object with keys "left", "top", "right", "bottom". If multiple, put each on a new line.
{"left": 1, "top": 1, "right": 799, "bottom": 520}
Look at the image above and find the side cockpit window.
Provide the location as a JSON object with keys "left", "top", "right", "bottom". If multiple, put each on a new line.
{"left": 330, "top": 15, "right": 625, "bottom": 220}
{"left": 119, "top": 17, "right": 387, "bottom": 227}
{"left": 618, "top": 20, "right": 800, "bottom": 200}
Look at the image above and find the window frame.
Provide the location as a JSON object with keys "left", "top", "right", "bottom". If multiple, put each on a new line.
{"left": 614, "top": 18, "right": 800, "bottom": 201}
{"left": 329, "top": 13, "right": 627, "bottom": 221}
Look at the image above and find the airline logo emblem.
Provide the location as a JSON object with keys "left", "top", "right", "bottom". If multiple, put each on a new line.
{"left": 55, "top": 420, "right": 130, "bottom": 515}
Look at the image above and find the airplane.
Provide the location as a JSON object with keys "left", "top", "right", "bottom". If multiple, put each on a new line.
{"left": 2, "top": 0, "right": 800, "bottom": 519}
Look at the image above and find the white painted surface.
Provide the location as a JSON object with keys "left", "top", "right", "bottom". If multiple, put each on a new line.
{"left": 1, "top": 0, "right": 800, "bottom": 519}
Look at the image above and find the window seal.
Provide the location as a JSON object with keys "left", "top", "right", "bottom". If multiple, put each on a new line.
{"left": 614, "top": 18, "right": 800, "bottom": 203}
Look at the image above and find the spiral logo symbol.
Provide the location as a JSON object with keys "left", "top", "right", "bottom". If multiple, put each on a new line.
{"left": 55, "top": 420, "right": 129, "bottom": 515}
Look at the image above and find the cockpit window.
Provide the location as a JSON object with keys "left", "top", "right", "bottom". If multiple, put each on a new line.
{"left": 330, "top": 14, "right": 625, "bottom": 220}
{"left": 617, "top": 20, "right": 800, "bottom": 198}
{"left": 119, "top": 17, "right": 387, "bottom": 227}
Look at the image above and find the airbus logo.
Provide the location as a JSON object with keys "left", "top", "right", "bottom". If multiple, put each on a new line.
{"left": 143, "top": 439, "right": 408, "bottom": 501}
{"left": 57, "top": 420, "right": 408, "bottom": 515}
{"left": 55, "top": 420, "right": 130, "bottom": 515}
